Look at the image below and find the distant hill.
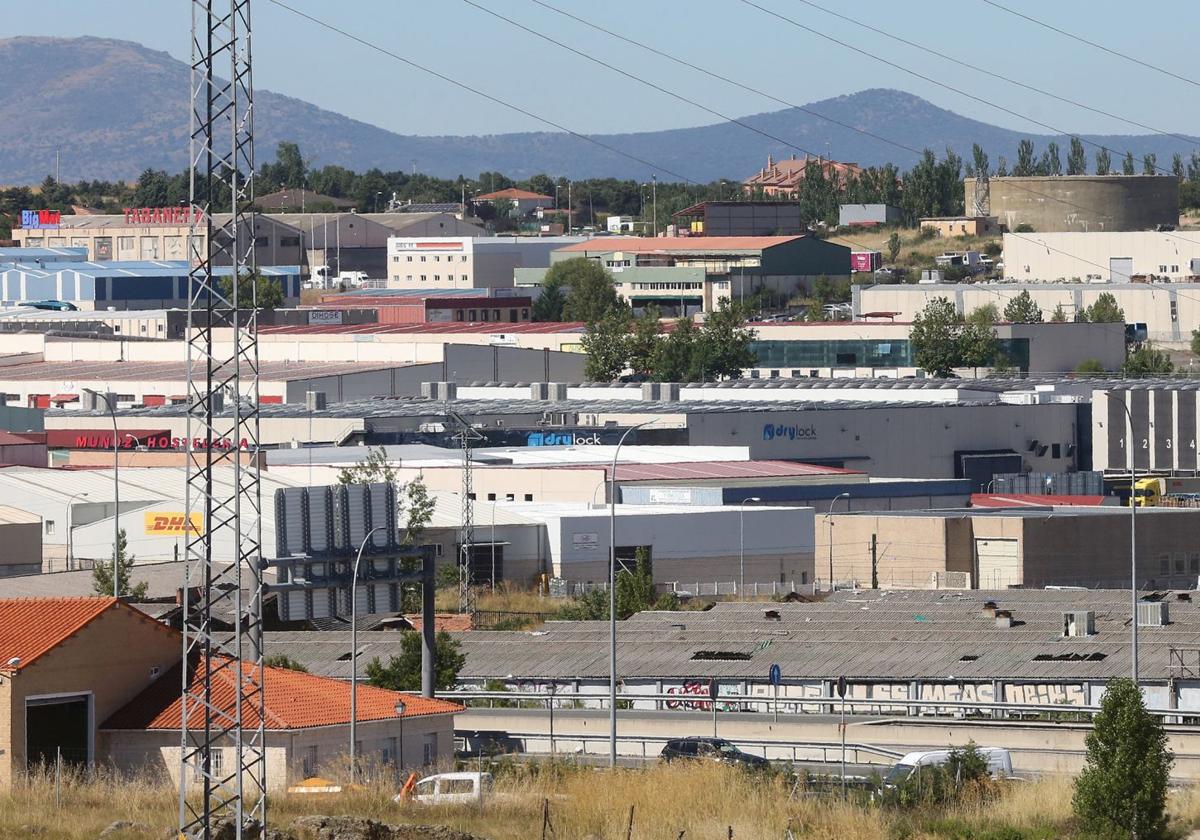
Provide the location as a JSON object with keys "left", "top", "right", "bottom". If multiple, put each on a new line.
{"left": 1, "top": 36, "right": 1195, "bottom": 185}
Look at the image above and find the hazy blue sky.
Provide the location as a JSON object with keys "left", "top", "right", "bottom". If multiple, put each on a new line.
{"left": 14, "top": 0, "right": 1199, "bottom": 138}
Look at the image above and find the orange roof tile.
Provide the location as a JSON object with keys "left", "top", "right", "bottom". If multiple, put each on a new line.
{"left": 476, "top": 187, "right": 554, "bottom": 202}
{"left": 0, "top": 596, "right": 118, "bottom": 672}
{"left": 103, "top": 656, "right": 462, "bottom": 731}
{"left": 556, "top": 235, "right": 803, "bottom": 253}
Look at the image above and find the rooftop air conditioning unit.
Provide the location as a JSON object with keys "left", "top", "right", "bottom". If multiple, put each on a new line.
{"left": 1062, "top": 610, "right": 1096, "bottom": 637}
{"left": 1138, "top": 601, "right": 1169, "bottom": 627}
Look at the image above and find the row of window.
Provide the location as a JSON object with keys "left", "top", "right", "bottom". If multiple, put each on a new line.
{"left": 452, "top": 309, "right": 529, "bottom": 322}
{"left": 1158, "top": 553, "right": 1200, "bottom": 575}
{"left": 466, "top": 492, "right": 535, "bottom": 501}
{"left": 393, "top": 254, "right": 469, "bottom": 262}
{"left": 630, "top": 282, "right": 702, "bottom": 290}
{"left": 392, "top": 275, "right": 471, "bottom": 283}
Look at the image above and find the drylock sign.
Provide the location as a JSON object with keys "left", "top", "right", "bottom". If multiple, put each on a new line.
{"left": 143, "top": 511, "right": 204, "bottom": 537}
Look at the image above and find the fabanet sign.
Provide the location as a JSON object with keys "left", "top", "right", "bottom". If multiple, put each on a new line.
{"left": 122, "top": 206, "right": 202, "bottom": 225}
{"left": 144, "top": 511, "right": 204, "bottom": 537}
{"left": 20, "top": 210, "right": 61, "bottom": 229}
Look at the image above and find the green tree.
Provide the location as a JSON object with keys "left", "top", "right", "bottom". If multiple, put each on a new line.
{"left": 264, "top": 654, "right": 309, "bottom": 673}
{"left": 1095, "top": 147, "right": 1112, "bottom": 176}
{"left": 91, "top": 528, "right": 148, "bottom": 600}
{"left": 886, "top": 231, "right": 902, "bottom": 264}
{"left": 218, "top": 271, "right": 284, "bottom": 310}
{"left": 581, "top": 310, "right": 632, "bottom": 381}
{"left": 365, "top": 630, "right": 465, "bottom": 692}
{"left": 1003, "top": 291, "right": 1043, "bottom": 323}
{"left": 1073, "top": 678, "right": 1172, "bottom": 839}
{"left": 1075, "top": 359, "right": 1107, "bottom": 374}
{"left": 1191, "top": 329, "right": 1200, "bottom": 356}
{"left": 338, "top": 448, "right": 435, "bottom": 547}
{"left": 548, "top": 258, "right": 624, "bottom": 323}
{"left": 649, "top": 317, "right": 698, "bottom": 382}
{"left": 1040, "top": 141, "right": 1062, "bottom": 176}
{"left": 260, "top": 141, "right": 307, "bottom": 189}
{"left": 970, "top": 143, "right": 990, "bottom": 179}
{"left": 965, "top": 303, "right": 998, "bottom": 326}
{"left": 1013, "top": 139, "right": 1037, "bottom": 177}
{"left": 1173, "top": 153, "right": 1185, "bottom": 179}
{"left": 1083, "top": 292, "right": 1125, "bottom": 323}
{"left": 960, "top": 319, "right": 999, "bottom": 374}
{"left": 995, "top": 155, "right": 1008, "bottom": 178}
{"left": 627, "top": 307, "right": 662, "bottom": 377}
{"left": 1143, "top": 153, "right": 1158, "bottom": 175}
{"left": 557, "top": 548, "right": 679, "bottom": 620}
{"left": 1122, "top": 151, "right": 1137, "bottom": 176}
{"left": 1123, "top": 344, "right": 1174, "bottom": 377}
{"left": 1051, "top": 303, "right": 1069, "bottom": 323}
{"left": 695, "top": 301, "right": 757, "bottom": 381}
{"left": 531, "top": 278, "right": 567, "bottom": 322}
{"left": 910, "top": 297, "right": 963, "bottom": 378}
{"left": 1066, "top": 137, "right": 1087, "bottom": 176}
{"left": 337, "top": 445, "right": 396, "bottom": 485}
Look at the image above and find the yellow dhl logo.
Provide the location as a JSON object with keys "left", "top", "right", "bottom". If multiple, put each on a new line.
{"left": 143, "top": 512, "right": 204, "bottom": 536}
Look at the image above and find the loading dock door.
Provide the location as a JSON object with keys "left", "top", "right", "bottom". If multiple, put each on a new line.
{"left": 975, "top": 538, "right": 1020, "bottom": 589}
{"left": 26, "top": 694, "right": 90, "bottom": 768}
{"left": 1110, "top": 257, "right": 1133, "bottom": 282}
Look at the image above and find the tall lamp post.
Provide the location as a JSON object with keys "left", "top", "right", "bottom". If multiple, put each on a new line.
{"left": 65, "top": 491, "right": 88, "bottom": 571}
{"left": 394, "top": 699, "right": 406, "bottom": 773}
{"left": 609, "top": 420, "right": 655, "bottom": 768}
{"left": 827, "top": 492, "right": 850, "bottom": 591}
{"left": 350, "top": 525, "right": 386, "bottom": 781}
{"left": 83, "top": 389, "right": 119, "bottom": 598}
{"left": 1108, "top": 393, "right": 1140, "bottom": 684}
{"left": 738, "top": 497, "right": 761, "bottom": 595}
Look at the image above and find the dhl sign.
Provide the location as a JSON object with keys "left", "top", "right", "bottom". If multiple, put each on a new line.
{"left": 143, "top": 512, "right": 204, "bottom": 537}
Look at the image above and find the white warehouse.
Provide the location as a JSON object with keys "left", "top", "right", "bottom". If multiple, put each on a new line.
{"left": 1003, "top": 231, "right": 1200, "bottom": 283}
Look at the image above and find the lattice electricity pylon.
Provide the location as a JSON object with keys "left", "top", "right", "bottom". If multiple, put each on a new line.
{"left": 448, "top": 409, "right": 483, "bottom": 612}
{"left": 180, "top": 1, "right": 266, "bottom": 837}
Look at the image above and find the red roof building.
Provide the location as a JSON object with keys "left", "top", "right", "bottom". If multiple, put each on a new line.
{"left": 743, "top": 154, "right": 865, "bottom": 197}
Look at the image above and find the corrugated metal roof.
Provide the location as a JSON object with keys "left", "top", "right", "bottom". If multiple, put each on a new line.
{"left": 0, "top": 359, "right": 409, "bottom": 382}
{"left": 550, "top": 460, "right": 860, "bottom": 482}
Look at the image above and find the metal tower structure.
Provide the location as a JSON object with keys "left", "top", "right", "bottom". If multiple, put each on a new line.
{"left": 448, "top": 409, "right": 483, "bottom": 612}
{"left": 180, "top": 1, "right": 266, "bottom": 836}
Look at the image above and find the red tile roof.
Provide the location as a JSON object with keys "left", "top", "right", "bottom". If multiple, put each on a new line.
{"left": 103, "top": 656, "right": 462, "bottom": 731}
{"left": 556, "top": 236, "right": 803, "bottom": 253}
{"left": 0, "top": 597, "right": 118, "bottom": 672}
{"left": 476, "top": 188, "right": 554, "bottom": 201}
{"left": 260, "top": 322, "right": 586, "bottom": 336}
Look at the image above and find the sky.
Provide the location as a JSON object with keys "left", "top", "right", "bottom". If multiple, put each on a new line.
{"left": 12, "top": 0, "right": 1200, "bottom": 139}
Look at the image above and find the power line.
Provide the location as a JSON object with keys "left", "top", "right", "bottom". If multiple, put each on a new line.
{"left": 736, "top": 0, "right": 1178, "bottom": 176}
{"left": 979, "top": 0, "right": 1200, "bottom": 91}
{"left": 787, "top": 0, "right": 1199, "bottom": 146}
{"left": 265, "top": 0, "right": 700, "bottom": 184}
{"left": 461, "top": 0, "right": 834, "bottom": 164}
{"left": 527, "top": 0, "right": 923, "bottom": 156}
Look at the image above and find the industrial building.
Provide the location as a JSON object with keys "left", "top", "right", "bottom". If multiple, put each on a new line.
{"left": 919, "top": 216, "right": 1001, "bottom": 238}
{"left": 385, "top": 235, "right": 584, "bottom": 290}
{"left": 978, "top": 175, "right": 1179, "bottom": 233}
{"left": 1093, "top": 385, "right": 1200, "bottom": 473}
{"left": 0, "top": 261, "right": 301, "bottom": 310}
{"left": 855, "top": 281, "right": 1195, "bottom": 344}
{"left": 838, "top": 204, "right": 903, "bottom": 228}
{"left": 518, "top": 235, "right": 850, "bottom": 315}
{"left": 10, "top": 211, "right": 306, "bottom": 266}
{"left": 822, "top": 506, "right": 1200, "bottom": 590}
{"left": 314, "top": 289, "right": 533, "bottom": 325}
{"left": 1003, "top": 231, "right": 1200, "bottom": 282}
{"left": 269, "top": 589, "right": 1200, "bottom": 715}
{"left": 671, "top": 201, "right": 806, "bottom": 237}
{"left": 474, "top": 188, "right": 555, "bottom": 216}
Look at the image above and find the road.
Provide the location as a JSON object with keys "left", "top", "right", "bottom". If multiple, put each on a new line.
{"left": 456, "top": 707, "right": 1200, "bottom": 779}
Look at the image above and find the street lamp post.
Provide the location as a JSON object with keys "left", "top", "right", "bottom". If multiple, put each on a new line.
{"left": 1108, "top": 393, "right": 1140, "bottom": 684}
{"left": 84, "top": 389, "right": 120, "bottom": 598}
{"left": 827, "top": 493, "right": 851, "bottom": 591}
{"left": 739, "top": 497, "right": 762, "bottom": 595}
{"left": 609, "top": 420, "right": 654, "bottom": 768}
{"left": 490, "top": 501, "right": 497, "bottom": 593}
{"left": 65, "top": 491, "right": 88, "bottom": 571}
{"left": 350, "top": 525, "right": 386, "bottom": 782}
{"left": 394, "top": 699, "right": 406, "bottom": 773}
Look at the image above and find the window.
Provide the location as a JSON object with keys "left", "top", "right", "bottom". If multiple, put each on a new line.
{"left": 522, "top": 309, "right": 530, "bottom": 319}
{"left": 301, "top": 746, "right": 318, "bottom": 778}
{"left": 487, "top": 493, "right": 496, "bottom": 501}
{"left": 140, "top": 236, "right": 160, "bottom": 258}
{"left": 406, "top": 275, "right": 412, "bottom": 282}
{"left": 455, "top": 310, "right": 464, "bottom": 321}
{"left": 1160, "top": 265, "right": 1168, "bottom": 273}
{"left": 280, "top": 236, "right": 300, "bottom": 247}
{"left": 460, "top": 255, "right": 467, "bottom": 262}
{"left": 493, "top": 309, "right": 501, "bottom": 321}
{"left": 420, "top": 275, "right": 427, "bottom": 281}
{"left": 468, "top": 310, "right": 477, "bottom": 320}
{"left": 434, "top": 255, "right": 440, "bottom": 262}
{"left": 392, "top": 255, "right": 400, "bottom": 263}
{"left": 505, "top": 493, "right": 515, "bottom": 501}
{"left": 44, "top": 519, "right": 55, "bottom": 535}
{"left": 420, "top": 255, "right": 427, "bottom": 262}
{"left": 462, "top": 275, "right": 469, "bottom": 281}
{"left": 253, "top": 236, "right": 268, "bottom": 247}
{"left": 1172, "top": 265, "right": 1179, "bottom": 273}
{"left": 480, "top": 310, "right": 489, "bottom": 322}
{"left": 381, "top": 737, "right": 398, "bottom": 766}
{"left": 434, "top": 275, "right": 440, "bottom": 282}
{"left": 407, "top": 255, "right": 413, "bottom": 262}
{"left": 211, "top": 748, "right": 225, "bottom": 776}
{"left": 423, "top": 734, "right": 438, "bottom": 767}
{"left": 524, "top": 493, "right": 533, "bottom": 501}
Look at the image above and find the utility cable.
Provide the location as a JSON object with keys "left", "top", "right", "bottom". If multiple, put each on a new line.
{"left": 980, "top": 0, "right": 1200, "bottom": 90}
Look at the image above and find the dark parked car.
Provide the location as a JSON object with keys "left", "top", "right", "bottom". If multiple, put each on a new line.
{"left": 660, "top": 737, "right": 769, "bottom": 769}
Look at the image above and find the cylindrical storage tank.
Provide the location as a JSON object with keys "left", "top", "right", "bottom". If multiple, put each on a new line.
{"left": 970, "top": 175, "right": 1179, "bottom": 233}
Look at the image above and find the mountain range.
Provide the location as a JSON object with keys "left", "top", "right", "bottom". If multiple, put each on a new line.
{"left": 1, "top": 35, "right": 1196, "bottom": 185}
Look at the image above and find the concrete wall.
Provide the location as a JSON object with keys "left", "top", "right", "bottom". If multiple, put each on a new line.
{"left": 981, "top": 175, "right": 1179, "bottom": 233}
{"left": 1003, "top": 231, "right": 1200, "bottom": 282}
{"left": 0, "top": 517, "right": 42, "bottom": 577}
{"left": 0, "top": 604, "right": 179, "bottom": 787}
{"left": 817, "top": 513, "right": 974, "bottom": 589}
{"left": 102, "top": 712, "right": 455, "bottom": 791}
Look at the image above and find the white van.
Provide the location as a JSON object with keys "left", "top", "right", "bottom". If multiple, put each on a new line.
{"left": 401, "top": 772, "right": 494, "bottom": 805}
{"left": 882, "top": 748, "right": 1013, "bottom": 788}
